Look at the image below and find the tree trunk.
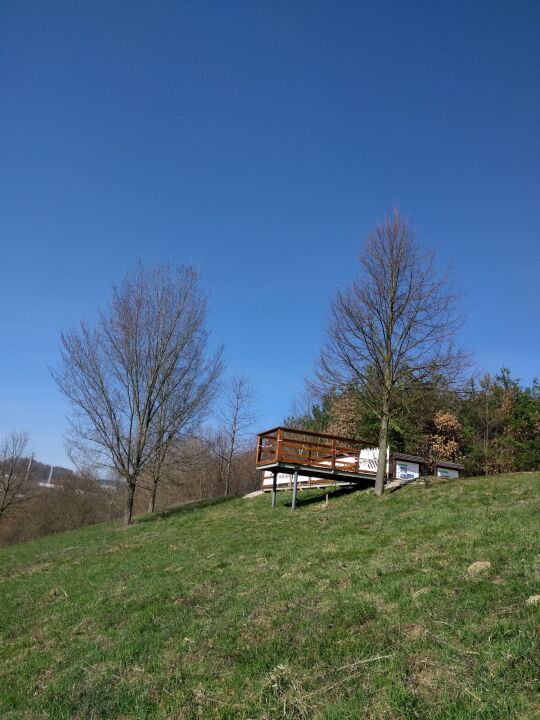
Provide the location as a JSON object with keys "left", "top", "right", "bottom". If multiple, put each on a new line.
{"left": 225, "top": 458, "right": 231, "bottom": 497}
{"left": 124, "top": 480, "right": 136, "bottom": 525}
{"left": 374, "top": 414, "right": 389, "bottom": 496}
{"left": 148, "top": 479, "right": 158, "bottom": 514}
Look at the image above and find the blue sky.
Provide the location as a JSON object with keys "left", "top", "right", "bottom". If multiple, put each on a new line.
{"left": 1, "top": 1, "right": 539, "bottom": 467}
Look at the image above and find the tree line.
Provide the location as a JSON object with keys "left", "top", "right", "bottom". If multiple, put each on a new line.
{"left": 0, "top": 441, "right": 260, "bottom": 546}
{"left": 0, "top": 424, "right": 260, "bottom": 548}
{"left": 286, "top": 369, "right": 539, "bottom": 477}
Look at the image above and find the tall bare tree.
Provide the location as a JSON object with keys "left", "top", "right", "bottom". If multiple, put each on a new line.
{"left": 0, "top": 431, "right": 33, "bottom": 525}
{"left": 317, "top": 208, "right": 468, "bottom": 495}
{"left": 53, "top": 264, "right": 223, "bottom": 524}
{"left": 212, "top": 373, "right": 256, "bottom": 496}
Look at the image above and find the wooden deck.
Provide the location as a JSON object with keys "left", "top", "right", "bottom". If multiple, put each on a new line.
{"left": 256, "top": 426, "right": 379, "bottom": 482}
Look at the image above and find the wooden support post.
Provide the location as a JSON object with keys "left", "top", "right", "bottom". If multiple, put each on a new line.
{"left": 271, "top": 471, "right": 277, "bottom": 508}
{"left": 276, "top": 428, "right": 283, "bottom": 463}
{"left": 291, "top": 468, "right": 299, "bottom": 510}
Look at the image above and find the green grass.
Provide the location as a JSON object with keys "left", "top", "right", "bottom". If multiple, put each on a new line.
{"left": 1, "top": 474, "right": 539, "bottom": 719}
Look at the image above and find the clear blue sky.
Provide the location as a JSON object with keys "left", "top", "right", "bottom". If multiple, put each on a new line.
{"left": 1, "top": 1, "right": 539, "bottom": 467}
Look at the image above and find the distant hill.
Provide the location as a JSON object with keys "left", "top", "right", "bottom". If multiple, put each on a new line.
{"left": 28, "top": 459, "right": 75, "bottom": 485}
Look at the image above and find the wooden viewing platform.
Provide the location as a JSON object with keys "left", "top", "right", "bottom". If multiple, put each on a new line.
{"left": 256, "top": 426, "right": 382, "bottom": 509}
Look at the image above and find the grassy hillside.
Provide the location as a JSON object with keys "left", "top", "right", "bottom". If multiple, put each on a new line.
{"left": 1, "top": 474, "right": 539, "bottom": 719}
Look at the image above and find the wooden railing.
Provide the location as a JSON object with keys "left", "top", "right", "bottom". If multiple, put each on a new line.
{"left": 256, "top": 426, "right": 379, "bottom": 475}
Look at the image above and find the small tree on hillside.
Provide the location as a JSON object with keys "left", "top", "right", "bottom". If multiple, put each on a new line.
{"left": 212, "top": 373, "right": 257, "bottom": 496}
{"left": 0, "top": 431, "right": 33, "bottom": 525}
{"left": 316, "top": 208, "right": 468, "bottom": 495}
{"left": 53, "top": 264, "right": 223, "bottom": 525}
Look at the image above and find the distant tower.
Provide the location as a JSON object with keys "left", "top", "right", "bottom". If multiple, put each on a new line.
{"left": 24, "top": 453, "right": 34, "bottom": 483}
{"left": 39, "top": 464, "right": 55, "bottom": 488}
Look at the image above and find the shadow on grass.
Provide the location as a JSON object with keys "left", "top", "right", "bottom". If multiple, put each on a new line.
{"left": 135, "top": 495, "right": 238, "bottom": 524}
{"left": 275, "top": 483, "right": 372, "bottom": 509}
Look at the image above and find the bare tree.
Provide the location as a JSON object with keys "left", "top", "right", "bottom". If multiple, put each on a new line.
{"left": 317, "top": 208, "right": 468, "bottom": 495}
{"left": 52, "top": 264, "right": 223, "bottom": 524}
{"left": 212, "top": 373, "right": 257, "bottom": 496}
{"left": 0, "top": 431, "right": 33, "bottom": 525}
